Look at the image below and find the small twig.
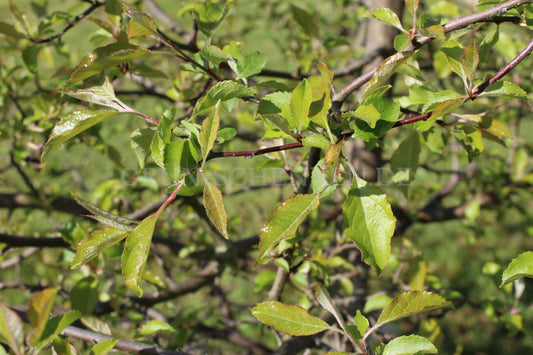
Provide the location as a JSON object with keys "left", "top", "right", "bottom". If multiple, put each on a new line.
{"left": 206, "top": 141, "right": 303, "bottom": 161}
{"left": 30, "top": 1, "right": 105, "bottom": 43}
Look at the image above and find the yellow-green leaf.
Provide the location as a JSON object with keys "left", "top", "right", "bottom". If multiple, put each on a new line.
{"left": 252, "top": 301, "right": 330, "bottom": 336}
{"left": 0, "top": 301, "right": 25, "bottom": 355}
{"left": 289, "top": 79, "right": 313, "bottom": 132}
{"left": 203, "top": 181, "right": 228, "bottom": 239}
{"left": 28, "top": 287, "right": 60, "bottom": 346}
{"left": 71, "top": 227, "right": 128, "bottom": 269}
{"left": 122, "top": 214, "right": 159, "bottom": 296}
{"left": 363, "top": 52, "right": 412, "bottom": 99}
{"left": 461, "top": 39, "right": 479, "bottom": 80}
{"left": 383, "top": 334, "right": 437, "bottom": 355}
{"left": 372, "top": 8, "right": 405, "bottom": 32}
{"left": 376, "top": 291, "right": 452, "bottom": 328}
{"left": 257, "top": 193, "right": 320, "bottom": 266}
{"left": 200, "top": 101, "right": 221, "bottom": 161}
{"left": 501, "top": 251, "right": 533, "bottom": 287}
{"left": 343, "top": 173, "right": 396, "bottom": 274}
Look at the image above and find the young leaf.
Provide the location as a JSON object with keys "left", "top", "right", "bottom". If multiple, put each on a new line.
{"left": 376, "top": 291, "right": 452, "bottom": 328}
{"left": 428, "top": 98, "right": 465, "bottom": 121}
{"left": 200, "top": 101, "right": 221, "bottom": 161}
{"left": 404, "top": 0, "right": 419, "bottom": 16}
{"left": 372, "top": 8, "right": 405, "bottom": 33}
{"left": 0, "top": 301, "right": 25, "bottom": 355}
{"left": 232, "top": 51, "right": 268, "bottom": 79}
{"left": 257, "top": 91, "right": 292, "bottom": 122}
{"left": 461, "top": 39, "right": 479, "bottom": 81}
{"left": 126, "top": 9, "right": 158, "bottom": 37}
{"left": 314, "top": 284, "right": 348, "bottom": 334}
{"left": 302, "top": 135, "right": 331, "bottom": 150}
{"left": 91, "top": 338, "right": 119, "bottom": 355}
{"left": 41, "top": 110, "right": 122, "bottom": 161}
{"left": 478, "top": 81, "right": 529, "bottom": 101}
{"left": 193, "top": 80, "right": 255, "bottom": 117}
{"left": 122, "top": 214, "right": 159, "bottom": 296}
{"left": 200, "top": 45, "right": 233, "bottom": 66}
{"left": 68, "top": 43, "right": 150, "bottom": 84}
{"left": 37, "top": 311, "right": 81, "bottom": 350}
{"left": 71, "top": 276, "right": 99, "bottom": 314}
{"left": 256, "top": 193, "right": 320, "bottom": 266}
{"left": 137, "top": 320, "right": 177, "bottom": 336}
{"left": 251, "top": 301, "right": 330, "bottom": 336}
{"left": 308, "top": 64, "right": 334, "bottom": 135}
{"left": 289, "top": 79, "right": 313, "bottom": 132}
{"left": 501, "top": 251, "right": 533, "bottom": 287}
{"left": 203, "top": 181, "right": 229, "bottom": 239}
{"left": 22, "top": 45, "right": 38, "bottom": 73}
{"left": 52, "top": 338, "right": 77, "bottom": 355}
{"left": 130, "top": 128, "right": 155, "bottom": 169}
{"left": 0, "top": 21, "right": 26, "bottom": 38}
{"left": 363, "top": 52, "right": 412, "bottom": 98}
{"left": 382, "top": 334, "right": 437, "bottom": 355}
{"left": 343, "top": 173, "right": 396, "bottom": 274}
{"left": 62, "top": 78, "right": 130, "bottom": 111}
{"left": 348, "top": 310, "right": 369, "bottom": 342}
{"left": 353, "top": 104, "right": 381, "bottom": 128}
{"left": 27, "top": 287, "right": 60, "bottom": 346}
{"left": 193, "top": 1, "right": 230, "bottom": 36}
{"left": 73, "top": 194, "right": 139, "bottom": 231}
{"left": 71, "top": 227, "right": 128, "bottom": 269}
{"left": 164, "top": 140, "right": 199, "bottom": 181}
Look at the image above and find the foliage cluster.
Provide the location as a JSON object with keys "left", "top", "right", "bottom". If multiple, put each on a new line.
{"left": 0, "top": 0, "right": 533, "bottom": 354}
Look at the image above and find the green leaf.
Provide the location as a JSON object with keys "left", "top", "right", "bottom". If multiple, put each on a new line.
{"left": 251, "top": 301, "right": 330, "bottom": 336}
{"left": 0, "top": 301, "right": 25, "bottom": 355}
{"left": 68, "top": 42, "right": 150, "bottom": 84}
{"left": 376, "top": 291, "right": 452, "bottom": 328}
{"left": 22, "top": 45, "right": 38, "bottom": 73}
{"left": 372, "top": 8, "right": 405, "bottom": 32}
{"left": 461, "top": 39, "right": 479, "bottom": 81}
{"left": 257, "top": 91, "right": 293, "bottom": 129}
{"left": 71, "top": 276, "right": 99, "bottom": 314}
{"left": 323, "top": 141, "right": 343, "bottom": 167}
{"left": 353, "top": 104, "right": 381, "bottom": 128}
{"left": 28, "top": 287, "right": 60, "bottom": 346}
{"left": 130, "top": 128, "right": 155, "bottom": 169}
{"left": 61, "top": 78, "right": 129, "bottom": 111}
{"left": 41, "top": 110, "right": 121, "bottom": 161}
{"left": 289, "top": 79, "right": 313, "bottom": 132}
{"left": 440, "top": 40, "right": 466, "bottom": 82}
{"left": 501, "top": 251, "right": 533, "bottom": 287}
{"left": 459, "top": 114, "right": 513, "bottom": 140}
{"left": 290, "top": 4, "right": 317, "bottom": 37}
{"left": 233, "top": 51, "right": 268, "bottom": 79}
{"left": 479, "top": 81, "right": 529, "bottom": 101}
{"left": 126, "top": 9, "right": 158, "bottom": 37}
{"left": 151, "top": 133, "right": 165, "bottom": 168}
{"left": 193, "top": 1, "right": 230, "bottom": 36}
{"left": 193, "top": 80, "right": 255, "bottom": 117}
{"left": 203, "top": 181, "right": 229, "bottom": 239}
{"left": 71, "top": 227, "right": 128, "bottom": 269}
{"left": 453, "top": 125, "right": 484, "bottom": 161}
{"left": 38, "top": 311, "right": 81, "bottom": 350}
{"left": 200, "top": 45, "right": 233, "bottom": 66}
{"left": 0, "top": 21, "right": 26, "bottom": 38}
{"left": 428, "top": 97, "right": 465, "bottom": 121}
{"left": 390, "top": 131, "right": 420, "bottom": 191}
{"left": 405, "top": 0, "right": 419, "bottom": 16}
{"left": 137, "top": 320, "right": 177, "bottom": 336}
{"left": 91, "top": 338, "right": 119, "bottom": 355}
{"left": 348, "top": 310, "right": 369, "bottom": 342}
{"left": 382, "top": 335, "right": 437, "bottom": 355}
{"left": 122, "top": 214, "right": 159, "bottom": 296}
{"left": 314, "top": 284, "right": 348, "bottom": 334}
{"left": 394, "top": 33, "right": 411, "bottom": 52}
{"left": 308, "top": 64, "right": 334, "bottom": 135}
{"left": 164, "top": 140, "right": 198, "bottom": 181}
{"left": 73, "top": 194, "right": 138, "bottom": 231}
{"left": 257, "top": 193, "right": 320, "bottom": 266}
{"left": 200, "top": 101, "right": 221, "bottom": 161}
{"left": 302, "top": 135, "right": 331, "bottom": 150}
{"left": 343, "top": 173, "right": 396, "bottom": 274}
{"left": 363, "top": 52, "right": 412, "bottom": 98}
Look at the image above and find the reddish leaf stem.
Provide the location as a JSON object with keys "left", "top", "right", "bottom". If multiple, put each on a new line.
{"left": 152, "top": 179, "right": 185, "bottom": 217}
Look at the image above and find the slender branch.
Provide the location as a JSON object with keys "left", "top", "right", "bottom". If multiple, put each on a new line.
{"left": 333, "top": 0, "right": 532, "bottom": 104}
{"left": 30, "top": 1, "right": 105, "bottom": 43}
{"left": 206, "top": 141, "right": 303, "bottom": 161}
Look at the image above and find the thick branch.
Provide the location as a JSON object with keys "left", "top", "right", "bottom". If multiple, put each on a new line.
{"left": 0, "top": 234, "right": 70, "bottom": 249}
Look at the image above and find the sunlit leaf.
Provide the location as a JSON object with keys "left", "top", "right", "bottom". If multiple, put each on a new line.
{"left": 203, "top": 181, "right": 228, "bottom": 239}
{"left": 130, "top": 128, "right": 155, "bottom": 169}
{"left": 61, "top": 78, "right": 129, "bottom": 111}
{"left": 91, "top": 338, "right": 119, "bottom": 355}
{"left": 122, "top": 214, "right": 159, "bottom": 296}
{"left": 405, "top": 0, "right": 419, "bottom": 16}
{"left": 38, "top": 311, "right": 81, "bottom": 350}
{"left": 289, "top": 79, "right": 312, "bottom": 132}
{"left": 376, "top": 291, "right": 452, "bottom": 327}
{"left": 28, "top": 287, "right": 60, "bottom": 346}
{"left": 257, "top": 193, "right": 320, "bottom": 265}
{"left": 479, "top": 81, "right": 529, "bottom": 101}
{"left": 252, "top": 301, "right": 330, "bottom": 336}
{"left": 126, "top": 9, "right": 158, "bottom": 36}
{"left": 343, "top": 173, "right": 396, "bottom": 274}
{"left": 314, "top": 284, "right": 347, "bottom": 333}
{"left": 71, "top": 227, "right": 128, "bottom": 269}
{"left": 73, "top": 194, "right": 138, "bottom": 231}
{"left": 501, "top": 251, "right": 533, "bottom": 287}
{"left": 71, "top": 276, "right": 99, "bottom": 314}
{"left": 193, "top": 80, "right": 255, "bottom": 116}
{"left": 137, "top": 320, "right": 177, "bottom": 336}
{"left": 363, "top": 52, "right": 412, "bottom": 98}
{"left": 0, "top": 301, "right": 25, "bottom": 355}
{"left": 353, "top": 104, "right": 381, "bottom": 128}
{"left": 200, "top": 45, "right": 233, "bottom": 66}
{"left": 68, "top": 43, "right": 150, "bottom": 84}
{"left": 200, "top": 101, "right": 221, "bottom": 161}
{"left": 164, "top": 140, "right": 199, "bottom": 181}
{"left": 41, "top": 110, "right": 122, "bottom": 161}
{"left": 372, "top": 8, "right": 405, "bottom": 32}
{"left": 461, "top": 39, "right": 479, "bottom": 81}
{"left": 382, "top": 334, "right": 437, "bottom": 355}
